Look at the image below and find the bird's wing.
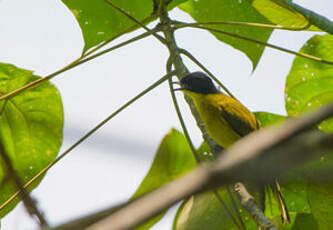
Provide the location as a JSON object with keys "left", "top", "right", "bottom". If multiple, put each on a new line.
{"left": 218, "top": 101, "right": 259, "bottom": 137}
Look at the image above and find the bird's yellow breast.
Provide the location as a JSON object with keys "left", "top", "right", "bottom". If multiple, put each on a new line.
{"left": 185, "top": 91, "right": 258, "bottom": 149}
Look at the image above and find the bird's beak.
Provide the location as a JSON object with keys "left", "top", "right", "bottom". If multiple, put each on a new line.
{"left": 172, "top": 81, "right": 185, "bottom": 91}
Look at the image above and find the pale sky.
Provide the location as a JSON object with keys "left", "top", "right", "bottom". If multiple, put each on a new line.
{"left": 0, "top": 0, "right": 332, "bottom": 229}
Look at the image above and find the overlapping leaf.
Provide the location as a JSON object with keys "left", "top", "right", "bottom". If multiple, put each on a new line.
{"left": 285, "top": 34, "right": 333, "bottom": 132}
{"left": 179, "top": 0, "right": 273, "bottom": 70}
{"left": 0, "top": 63, "right": 63, "bottom": 217}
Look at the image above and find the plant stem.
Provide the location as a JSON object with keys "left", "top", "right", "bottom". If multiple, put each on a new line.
{"left": 0, "top": 31, "right": 153, "bottom": 101}
{"left": 0, "top": 71, "right": 177, "bottom": 212}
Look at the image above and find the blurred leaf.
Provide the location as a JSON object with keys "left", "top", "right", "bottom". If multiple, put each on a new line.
{"left": 179, "top": 0, "right": 273, "bottom": 70}
{"left": 254, "top": 112, "right": 287, "bottom": 127}
{"left": 250, "top": 0, "right": 319, "bottom": 31}
{"left": 132, "top": 128, "right": 196, "bottom": 229}
{"left": 173, "top": 189, "right": 257, "bottom": 230}
{"left": 0, "top": 63, "right": 63, "bottom": 217}
{"left": 308, "top": 182, "right": 333, "bottom": 229}
{"left": 291, "top": 213, "right": 317, "bottom": 230}
{"left": 285, "top": 34, "right": 333, "bottom": 132}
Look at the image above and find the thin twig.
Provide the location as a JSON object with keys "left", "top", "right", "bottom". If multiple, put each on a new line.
{"left": 235, "top": 183, "right": 277, "bottom": 230}
{"left": 86, "top": 103, "right": 333, "bottom": 230}
{"left": 0, "top": 31, "right": 153, "bottom": 101}
{"left": 0, "top": 71, "right": 177, "bottom": 212}
{"left": 181, "top": 25, "right": 333, "bottom": 65}
{"left": 178, "top": 48, "right": 236, "bottom": 99}
{"left": 103, "top": 0, "right": 166, "bottom": 44}
{"left": 0, "top": 143, "right": 49, "bottom": 227}
{"left": 172, "top": 20, "right": 311, "bottom": 31}
{"left": 167, "top": 58, "right": 200, "bottom": 162}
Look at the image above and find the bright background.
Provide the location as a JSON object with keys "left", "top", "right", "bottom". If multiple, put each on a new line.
{"left": 0, "top": 0, "right": 332, "bottom": 229}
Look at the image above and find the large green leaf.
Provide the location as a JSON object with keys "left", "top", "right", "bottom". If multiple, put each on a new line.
{"left": 250, "top": 0, "right": 319, "bottom": 31}
{"left": 0, "top": 63, "right": 63, "bottom": 217}
{"left": 61, "top": 0, "right": 189, "bottom": 53}
{"left": 61, "top": 0, "right": 154, "bottom": 53}
{"left": 179, "top": 0, "right": 273, "bottom": 70}
{"left": 131, "top": 128, "right": 196, "bottom": 229}
{"left": 285, "top": 34, "right": 333, "bottom": 132}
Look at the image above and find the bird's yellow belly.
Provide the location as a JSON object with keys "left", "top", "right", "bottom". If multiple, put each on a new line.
{"left": 196, "top": 101, "right": 241, "bottom": 149}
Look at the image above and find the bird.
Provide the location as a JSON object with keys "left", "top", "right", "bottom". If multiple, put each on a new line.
{"left": 175, "top": 71, "right": 290, "bottom": 224}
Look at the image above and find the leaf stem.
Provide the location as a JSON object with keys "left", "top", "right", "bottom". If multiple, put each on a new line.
{"left": 0, "top": 71, "right": 177, "bottom": 212}
{"left": 178, "top": 48, "right": 236, "bottom": 99}
{"left": 172, "top": 20, "right": 311, "bottom": 31}
{"left": 181, "top": 25, "right": 333, "bottom": 65}
{"left": 103, "top": 0, "right": 166, "bottom": 44}
{"left": 0, "top": 31, "right": 152, "bottom": 101}
{"left": 167, "top": 58, "right": 200, "bottom": 162}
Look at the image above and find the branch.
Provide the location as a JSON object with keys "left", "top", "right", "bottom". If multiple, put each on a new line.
{"left": 235, "top": 183, "right": 277, "bottom": 230}
{"left": 282, "top": 0, "right": 333, "bottom": 34}
{"left": 160, "top": 12, "right": 222, "bottom": 154}
{"left": 83, "top": 103, "right": 333, "bottom": 230}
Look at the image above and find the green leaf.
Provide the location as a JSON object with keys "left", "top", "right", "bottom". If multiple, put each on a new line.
{"left": 250, "top": 0, "right": 319, "bottom": 31}
{"left": 285, "top": 34, "right": 333, "bottom": 132}
{"left": 0, "top": 63, "right": 63, "bottom": 217}
{"left": 254, "top": 112, "right": 287, "bottom": 127}
{"left": 179, "top": 0, "right": 273, "bottom": 70}
{"left": 173, "top": 189, "right": 257, "bottom": 230}
{"left": 61, "top": 0, "right": 189, "bottom": 53}
{"left": 132, "top": 128, "right": 196, "bottom": 229}
{"left": 61, "top": 0, "right": 154, "bottom": 53}
{"left": 308, "top": 182, "right": 333, "bottom": 230}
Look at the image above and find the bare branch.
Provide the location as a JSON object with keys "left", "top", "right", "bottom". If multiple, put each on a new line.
{"left": 84, "top": 103, "right": 333, "bottom": 230}
{"left": 235, "top": 183, "right": 277, "bottom": 230}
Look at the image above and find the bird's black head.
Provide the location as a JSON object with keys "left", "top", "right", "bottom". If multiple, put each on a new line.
{"left": 180, "top": 72, "right": 219, "bottom": 94}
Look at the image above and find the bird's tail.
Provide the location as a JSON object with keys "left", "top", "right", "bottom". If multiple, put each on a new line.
{"left": 271, "top": 180, "right": 290, "bottom": 224}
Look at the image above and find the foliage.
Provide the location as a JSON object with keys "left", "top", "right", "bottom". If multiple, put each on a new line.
{"left": 0, "top": 0, "right": 332, "bottom": 229}
{"left": 0, "top": 63, "right": 63, "bottom": 217}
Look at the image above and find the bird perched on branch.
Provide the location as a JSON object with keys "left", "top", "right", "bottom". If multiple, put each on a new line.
{"left": 175, "top": 71, "right": 290, "bottom": 224}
